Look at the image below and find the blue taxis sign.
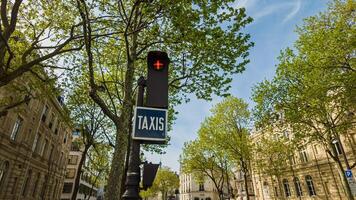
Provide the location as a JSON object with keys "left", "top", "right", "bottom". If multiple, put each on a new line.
{"left": 132, "top": 106, "right": 167, "bottom": 141}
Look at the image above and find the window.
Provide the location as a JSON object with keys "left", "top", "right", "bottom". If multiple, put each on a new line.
{"left": 32, "top": 133, "right": 39, "bottom": 152}
{"left": 33, "top": 134, "right": 41, "bottom": 153}
{"left": 299, "top": 149, "right": 308, "bottom": 163}
{"left": 10, "top": 116, "right": 23, "bottom": 140}
{"left": 41, "top": 139, "right": 48, "bottom": 157}
{"left": 62, "top": 182, "right": 73, "bottom": 193}
{"left": 305, "top": 175, "right": 316, "bottom": 196}
{"left": 52, "top": 116, "right": 58, "bottom": 131}
{"left": 289, "top": 156, "right": 296, "bottom": 165}
{"left": 68, "top": 155, "right": 78, "bottom": 165}
{"left": 313, "top": 144, "right": 318, "bottom": 154}
{"left": 49, "top": 144, "right": 54, "bottom": 161}
{"left": 283, "top": 179, "right": 291, "bottom": 197}
{"left": 324, "top": 182, "right": 330, "bottom": 195}
{"left": 63, "top": 133, "right": 68, "bottom": 144}
{"left": 41, "top": 105, "right": 49, "bottom": 122}
{"left": 294, "top": 177, "right": 303, "bottom": 197}
{"left": 332, "top": 140, "right": 343, "bottom": 155}
{"left": 0, "top": 161, "right": 9, "bottom": 186}
{"left": 199, "top": 183, "right": 204, "bottom": 191}
{"left": 66, "top": 168, "right": 76, "bottom": 179}
{"left": 274, "top": 186, "right": 278, "bottom": 197}
{"left": 22, "top": 170, "right": 32, "bottom": 196}
{"left": 49, "top": 113, "right": 55, "bottom": 129}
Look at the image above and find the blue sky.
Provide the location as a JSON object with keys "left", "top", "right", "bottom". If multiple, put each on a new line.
{"left": 145, "top": 0, "right": 330, "bottom": 172}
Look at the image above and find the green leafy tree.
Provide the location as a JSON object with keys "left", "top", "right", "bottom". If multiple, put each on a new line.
{"left": 0, "top": 0, "right": 83, "bottom": 114}
{"left": 67, "top": 84, "right": 114, "bottom": 200}
{"left": 181, "top": 139, "right": 233, "bottom": 200}
{"left": 83, "top": 143, "right": 112, "bottom": 200}
{"left": 202, "top": 97, "right": 253, "bottom": 199}
{"left": 146, "top": 167, "right": 179, "bottom": 200}
{"left": 252, "top": 1, "right": 355, "bottom": 199}
{"left": 74, "top": 0, "right": 253, "bottom": 199}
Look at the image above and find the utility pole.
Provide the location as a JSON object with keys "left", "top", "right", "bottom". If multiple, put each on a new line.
{"left": 122, "top": 51, "right": 170, "bottom": 200}
{"left": 122, "top": 76, "right": 146, "bottom": 200}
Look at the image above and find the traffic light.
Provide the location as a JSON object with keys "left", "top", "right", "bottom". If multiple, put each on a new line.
{"left": 146, "top": 51, "right": 169, "bottom": 109}
{"left": 142, "top": 162, "right": 160, "bottom": 190}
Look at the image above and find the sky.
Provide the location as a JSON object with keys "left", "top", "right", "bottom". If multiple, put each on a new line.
{"left": 145, "top": 0, "right": 330, "bottom": 172}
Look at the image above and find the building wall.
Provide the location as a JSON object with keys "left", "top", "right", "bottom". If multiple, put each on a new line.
{"left": 179, "top": 173, "right": 220, "bottom": 200}
{"left": 60, "top": 135, "right": 98, "bottom": 200}
{"left": 250, "top": 131, "right": 356, "bottom": 200}
{"left": 0, "top": 95, "right": 72, "bottom": 200}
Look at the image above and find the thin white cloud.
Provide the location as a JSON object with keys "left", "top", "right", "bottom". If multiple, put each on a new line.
{"left": 283, "top": 0, "right": 302, "bottom": 23}
{"left": 252, "top": 3, "right": 287, "bottom": 21}
{"left": 234, "top": 0, "right": 259, "bottom": 9}
{"left": 248, "top": 1, "right": 303, "bottom": 24}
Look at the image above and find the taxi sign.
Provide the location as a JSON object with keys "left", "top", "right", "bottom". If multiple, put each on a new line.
{"left": 132, "top": 106, "right": 167, "bottom": 142}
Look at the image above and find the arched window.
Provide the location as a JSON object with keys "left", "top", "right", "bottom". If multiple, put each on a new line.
{"left": 283, "top": 179, "right": 291, "bottom": 197}
{"left": 305, "top": 175, "right": 316, "bottom": 196}
{"left": 294, "top": 177, "right": 303, "bottom": 197}
{"left": 0, "top": 161, "right": 9, "bottom": 187}
{"left": 199, "top": 183, "right": 204, "bottom": 191}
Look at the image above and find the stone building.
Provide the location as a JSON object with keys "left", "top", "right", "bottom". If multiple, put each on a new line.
{"left": 232, "top": 169, "right": 255, "bottom": 200}
{"left": 60, "top": 131, "right": 98, "bottom": 200}
{"left": 180, "top": 172, "right": 224, "bottom": 200}
{"left": 0, "top": 90, "right": 72, "bottom": 199}
{"left": 250, "top": 130, "right": 356, "bottom": 200}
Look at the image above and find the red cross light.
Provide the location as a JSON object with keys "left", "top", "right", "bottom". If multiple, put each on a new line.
{"left": 153, "top": 60, "right": 164, "bottom": 70}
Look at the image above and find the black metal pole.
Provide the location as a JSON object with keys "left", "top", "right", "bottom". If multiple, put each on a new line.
{"left": 122, "top": 76, "right": 146, "bottom": 200}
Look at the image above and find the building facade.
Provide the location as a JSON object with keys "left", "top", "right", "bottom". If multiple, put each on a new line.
{"left": 0, "top": 92, "right": 72, "bottom": 199}
{"left": 232, "top": 169, "right": 255, "bottom": 200}
{"left": 180, "top": 172, "right": 222, "bottom": 200}
{"left": 250, "top": 130, "right": 356, "bottom": 200}
{"left": 60, "top": 132, "right": 98, "bottom": 200}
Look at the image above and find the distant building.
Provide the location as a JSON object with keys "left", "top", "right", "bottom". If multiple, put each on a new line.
{"left": 0, "top": 88, "right": 72, "bottom": 199}
{"left": 60, "top": 131, "right": 98, "bottom": 200}
{"left": 232, "top": 169, "right": 254, "bottom": 200}
{"left": 250, "top": 129, "right": 356, "bottom": 200}
{"left": 179, "top": 172, "right": 223, "bottom": 200}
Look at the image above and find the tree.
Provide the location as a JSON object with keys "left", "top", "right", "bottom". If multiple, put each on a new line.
{"left": 181, "top": 139, "right": 233, "bottom": 200}
{"left": 74, "top": 0, "right": 254, "bottom": 199}
{"left": 202, "top": 97, "right": 253, "bottom": 200}
{"left": 67, "top": 84, "right": 114, "bottom": 200}
{"left": 0, "top": 0, "right": 79, "bottom": 114}
{"left": 83, "top": 143, "right": 112, "bottom": 200}
{"left": 252, "top": 1, "right": 355, "bottom": 199}
{"left": 146, "top": 167, "right": 179, "bottom": 200}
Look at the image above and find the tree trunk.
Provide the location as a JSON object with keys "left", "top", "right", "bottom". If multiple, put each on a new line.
{"left": 241, "top": 160, "right": 250, "bottom": 200}
{"left": 71, "top": 146, "right": 89, "bottom": 200}
{"left": 105, "top": 127, "right": 129, "bottom": 200}
{"left": 243, "top": 169, "right": 250, "bottom": 200}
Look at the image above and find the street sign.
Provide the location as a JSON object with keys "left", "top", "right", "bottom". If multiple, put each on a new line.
{"left": 345, "top": 170, "right": 356, "bottom": 195}
{"left": 132, "top": 106, "right": 167, "bottom": 141}
{"left": 346, "top": 169, "right": 353, "bottom": 178}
